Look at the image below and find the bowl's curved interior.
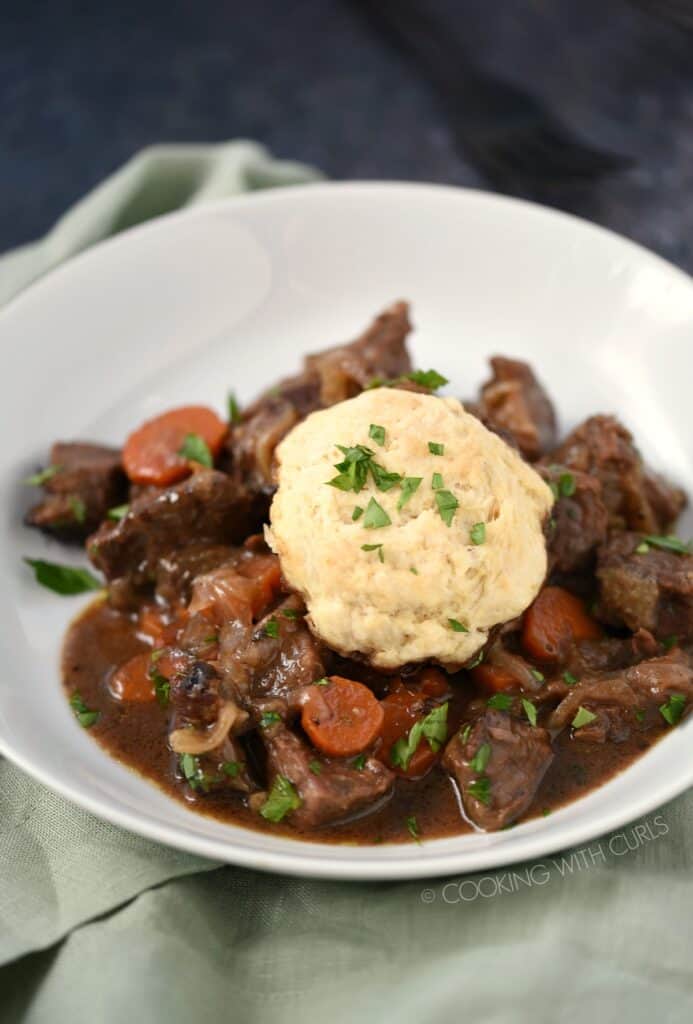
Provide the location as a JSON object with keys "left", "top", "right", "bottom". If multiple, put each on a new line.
{"left": 1, "top": 182, "right": 692, "bottom": 879}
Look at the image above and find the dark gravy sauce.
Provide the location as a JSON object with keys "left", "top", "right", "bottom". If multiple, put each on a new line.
{"left": 63, "top": 599, "right": 666, "bottom": 844}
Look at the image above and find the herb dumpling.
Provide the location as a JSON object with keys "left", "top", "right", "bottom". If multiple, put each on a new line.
{"left": 267, "top": 388, "right": 554, "bottom": 670}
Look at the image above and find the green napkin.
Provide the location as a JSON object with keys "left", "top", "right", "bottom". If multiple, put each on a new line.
{"left": 1, "top": 142, "right": 692, "bottom": 1023}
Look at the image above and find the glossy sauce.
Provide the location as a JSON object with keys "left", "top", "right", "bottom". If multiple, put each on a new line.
{"left": 63, "top": 599, "right": 667, "bottom": 844}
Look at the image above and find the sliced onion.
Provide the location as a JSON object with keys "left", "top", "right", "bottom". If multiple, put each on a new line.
{"left": 169, "top": 701, "right": 240, "bottom": 755}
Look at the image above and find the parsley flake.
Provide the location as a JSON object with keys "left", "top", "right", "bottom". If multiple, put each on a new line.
{"left": 435, "top": 489, "right": 459, "bottom": 527}
{"left": 228, "top": 392, "right": 242, "bottom": 423}
{"left": 659, "top": 693, "right": 686, "bottom": 726}
{"left": 264, "top": 618, "right": 280, "bottom": 639}
{"left": 522, "top": 698, "right": 538, "bottom": 726}
{"left": 398, "top": 476, "right": 422, "bottom": 510}
{"left": 223, "top": 761, "right": 241, "bottom": 777}
{"left": 24, "top": 464, "right": 62, "bottom": 486}
{"left": 107, "top": 503, "right": 130, "bottom": 521}
{"left": 428, "top": 441, "right": 444, "bottom": 456}
{"left": 487, "top": 694, "right": 513, "bottom": 710}
{"left": 69, "top": 691, "right": 100, "bottom": 729}
{"left": 642, "top": 534, "right": 692, "bottom": 555}
{"left": 361, "top": 543, "right": 384, "bottom": 562}
{"left": 260, "top": 775, "right": 302, "bottom": 822}
{"left": 68, "top": 496, "right": 86, "bottom": 523}
{"left": 362, "top": 497, "right": 391, "bottom": 529}
{"left": 467, "top": 776, "right": 491, "bottom": 805}
{"left": 24, "top": 558, "right": 102, "bottom": 596}
{"left": 470, "top": 522, "right": 486, "bottom": 545}
{"left": 432, "top": 472, "right": 444, "bottom": 490}
{"left": 407, "top": 369, "right": 448, "bottom": 390}
{"left": 369, "top": 423, "right": 386, "bottom": 446}
{"left": 178, "top": 433, "right": 213, "bottom": 468}
{"left": 470, "top": 742, "right": 491, "bottom": 774}
{"left": 309, "top": 760, "right": 322, "bottom": 775}
{"left": 260, "top": 711, "right": 282, "bottom": 728}
{"left": 390, "top": 703, "right": 449, "bottom": 771}
{"left": 563, "top": 671, "right": 579, "bottom": 685}
{"left": 448, "top": 618, "right": 469, "bottom": 633}
{"left": 353, "top": 754, "right": 366, "bottom": 771}
{"left": 352, "top": 505, "right": 364, "bottom": 521}
{"left": 406, "top": 815, "right": 421, "bottom": 841}
{"left": 572, "top": 706, "right": 597, "bottom": 730}
{"left": 530, "top": 669, "right": 544, "bottom": 682}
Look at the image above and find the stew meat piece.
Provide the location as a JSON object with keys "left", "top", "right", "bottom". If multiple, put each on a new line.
{"left": 87, "top": 470, "right": 262, "bottom": 605}
{"left": 227, "top": 301, "right": 413, "bottom": 493}
{"left": 596, "top": 532, "right": 693, "bottom": 639}
{"left": 550, "top": 415, "right": 685, "bottom": 533}
{"left": 442, "top": 710, "right": 554, "bottom": 830}
{"left": 25, "top": 442, "right": 127, "bottom": 540}
{"left": 477, "top": 357, "right": 557, "bottom": 461}
{"left": 260, "top": 722, "right": 394, "bottom": 828}
{"left": 548, "top": 650, "right": 693, "bottom": 742}
{"left": 540, "top": 465, "right": 608, "bottom": 574}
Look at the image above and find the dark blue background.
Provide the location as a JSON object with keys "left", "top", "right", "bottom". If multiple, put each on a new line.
{"left": 3, "top": 0, "right": 693, "bottom": 268}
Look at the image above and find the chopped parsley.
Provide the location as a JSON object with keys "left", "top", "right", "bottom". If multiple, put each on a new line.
{"left": 24, "top": 464, "right": 62, "bottom": 486}
{"left": 563, "top": 671, "right": 579, "bottom": 685}
{"left": 178, "top": 432, "right": 213, "bottom": 468}
{"left": 68, "top": 496, "right": 86, "bottom": 523}
{"left": 69, "top": 691, "right": 99, "bottom": 729}
{"left": 361, "top": 542, "right": 384, "bottom": 562}
{"left": 659, "top": 693, "right": 686, "bottom": 726}
{"left": 327, "top": 444, "right": 374, "bottom": 493}
{"left": 352, "top": 505, "right": 364, "bottom": 521}
{"left": 150, "top": 669, "right": 170, "bottom": 707}
{"left": 634, "top": 709, "right": 646, "bottom": 723}
{"left": 407, "top": 369, "right": 448, "bottom": 390}
{"left": 282, "top": 608, "right": 299, "bottom": 620}
{"left": 362, "top": 497, "right": 391, "bottom": 529}
{"left": 467, "top": 776, "right": 491, "bottom": 805}
{"left": 572, "top": 706, "right": 597, "bottom": 730}
{"left": 260, "top": 775, "right": 302, "bottom": 822}
{"left": 448, "top": 618, "right": 469, "bottom": 633}
{"left": 369, "top": 423, "right": 386, "bottom": 446}
{"left": 369, "top": 463, "right": 403, "bottom": 492}
{"left": 314, "top": 677, "right": 330, "bottom": 687}
{"left": 470, "top": 522, "right": 486, "bottom": 545}
{"left": 435, "top": 489, "right": 459, "bottom": 527}
{"left": 228, "top": 392, "right": 242, "bottom": 423}
{"left": 542, "top": 808, "right": 552, "bottom": 817}
{"left": 107, "top": 503, "right": 130, "bottom": 521}
{"left": 460, "top": 724, "right": 472, "bottom": 743}
{"left": 406, "top": 815, "right": 421, "bottom": 841}
{"left": 470, "top": 742, "right": 491, "bottom": 774}
{"left": 264, "top": 618, "right": 280, "bottom": 639}
{"left": 410, "top": 566, "right": 418, "bottom": 574}
{"left": 390, "top": 703, "right": 449, "bottom": 771}
{"left": 558, "top": 472, "right": 576, "bottom": 497}
{"left": 260, "top": 710, "right": 282, "bottom": 728}
{"left": 487, "top": 693, "right": 513, "bottom": 710}
{"left": 309, "top": 760, "right": 322, "bottom": 775}
{"left": 222, "top": 761, "right": 241, "bottom": 777}
{"left": 635, "top": 542, "right": 650, "bottom": 554}
{"left": 24, "top": 558, "right": 102, "bottom": 595}
{"left": 353, "top": 754, "right": 367, "bottom": 771}
{"left": 466, "top": 650, "right": 484, "bottom": 669}
{"left": 522, "top": 698, "right": 538, "bottom": 727}
{"left": 530, "top": 669, "right": 544, "bottom": 683}
{"left": 398, "top": 476, "right": 422, "bottom": 510}
{"left": 432, "top": 472, "right": 444, "bottom": 490}
{"left": 428, "top": 441, "right": 444, "bottom": 456}
{"left": 178, "top": 755, "right": 227, "bottom": 793}
{"left": 643, "top": 534, "right": 692, "bottom": 555}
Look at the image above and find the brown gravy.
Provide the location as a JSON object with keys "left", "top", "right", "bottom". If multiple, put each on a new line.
{"left": 63, "top": 598, "right": 666, "bottom": 844}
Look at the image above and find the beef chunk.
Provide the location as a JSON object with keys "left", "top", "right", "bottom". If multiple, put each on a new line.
{"left": 477, "top": 357, "right": 557, "bottom": 461}
{"left": 541, "top": 465, "right": 608, "bottom": 574}
{"left": 548, "top": 650, "right": 693, "bottom": 740}
{"left": 442, "top": 710, "right": 553, "bottom": 830}
{"left": 26, "top": 442, "right": 126, "bottom": 540}
{"left": 219, "top": 596, "right": 325, "bottom": 715}
{"left": 171, "top": 659, "right": 221, "bottom": 728}
{"left": 227, "top": 301, "right": 412, "bottom": 492}
{"left": 155, "top": 543, "right": 238, "bottom": 605}
{"left": 88, "top": 470, "right": 261, "bottom": 600}
{"left": 261, "top": 723, "right": 394, "bottom": 828}
{"left": 597, "top": 532, "right": 693, "bottom": 639}
{"left": 550, "top": 416, "right": 685, "bottom": 533}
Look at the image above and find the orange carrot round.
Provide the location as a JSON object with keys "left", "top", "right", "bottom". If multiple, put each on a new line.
{"left": 301, "top": 675, "right": 384, "bottom": 758}
{"left": 122, "top": 405, "right": 227, "bottom": 486}
{"left": 108, "top": 652, "right": 156, "bottom": 702}
{"left": 471, "top": 663, "right": 519, "bottom": 694}
{"left": 522, "top": 585, "right": 601, "bottom": 664}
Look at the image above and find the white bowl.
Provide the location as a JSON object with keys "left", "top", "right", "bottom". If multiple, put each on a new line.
{"left": 1, "top": 182, "right": 692, "bottom": 880}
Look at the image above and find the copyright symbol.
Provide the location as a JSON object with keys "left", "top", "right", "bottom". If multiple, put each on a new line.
{"left": 420, "top": 888, "right": 436, "bottom": 904}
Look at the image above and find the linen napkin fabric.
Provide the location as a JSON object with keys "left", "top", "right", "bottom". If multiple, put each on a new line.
{"left": 1, "top": 141, "right": 692, "bottom": 1024}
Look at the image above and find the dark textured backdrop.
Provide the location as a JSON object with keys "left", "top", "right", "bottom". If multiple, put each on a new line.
{"left": 3, "top": 0, "right": 693, "bottom": 268}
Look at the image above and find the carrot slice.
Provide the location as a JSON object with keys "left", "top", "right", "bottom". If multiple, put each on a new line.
{"left": 522, "top": 585, "right": 602, "bottom": 664}
{"left": 108, "top": 652, "right": 156, "bottom": 702}
{"left": 301, "top": 675, "right": 384, "bottom": 758}
{"left": 471, "top": 663, "right": 519, "bottom": 694}
{"left": 122, "top": 405, "right": 227, "bottom": 486}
